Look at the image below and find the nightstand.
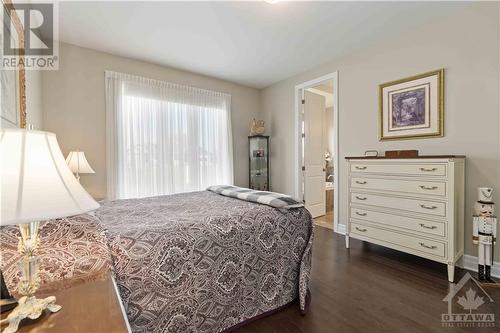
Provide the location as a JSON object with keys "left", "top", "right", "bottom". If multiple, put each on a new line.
{"left": 1, "top": 272, "right": 130, "bottom": 333}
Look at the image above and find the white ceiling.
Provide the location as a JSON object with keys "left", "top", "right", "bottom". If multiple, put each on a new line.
{"left": 55, "top": 1, "right": 470, "bottom": 88}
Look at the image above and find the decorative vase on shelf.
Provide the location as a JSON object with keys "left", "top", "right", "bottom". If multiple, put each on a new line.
{"left": 250, "top": 119, "right": 265, "bottom": 136}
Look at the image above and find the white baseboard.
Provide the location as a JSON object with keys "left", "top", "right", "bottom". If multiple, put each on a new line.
{"left": 333, "top": 224, "right": 499, "bottom": 278}
{"left": 458, "top": 254, "right": 500, "bottom": 278}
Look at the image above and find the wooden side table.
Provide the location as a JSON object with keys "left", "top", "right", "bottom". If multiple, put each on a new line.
{"left": 1, "top": 273, "right": 130, "bottom": 333}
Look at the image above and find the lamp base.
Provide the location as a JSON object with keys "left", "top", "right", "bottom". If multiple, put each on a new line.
{"left": 2, "top": 295, "right": 61, "bottom": 333}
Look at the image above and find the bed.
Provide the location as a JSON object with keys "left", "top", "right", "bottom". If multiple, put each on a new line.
{"left": 1, "top": 190, "right": 313, "bottom": 333}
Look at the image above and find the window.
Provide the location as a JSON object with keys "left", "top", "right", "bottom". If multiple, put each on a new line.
{"left": 105, "top": 71, "right": 233, "bottom": 200}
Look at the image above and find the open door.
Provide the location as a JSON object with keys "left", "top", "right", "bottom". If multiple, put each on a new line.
{"left": 303, "top": 90, "right": 326, "bottom": 218}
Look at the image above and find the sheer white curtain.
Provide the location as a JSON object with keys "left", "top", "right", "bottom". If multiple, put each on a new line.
{"left": 105, "top": 71, "right": 233, "bottom": 200}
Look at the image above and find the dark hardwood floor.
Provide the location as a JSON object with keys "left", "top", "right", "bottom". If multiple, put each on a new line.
{"left": 236, "top": 226, "right": 500, "bottom": 333}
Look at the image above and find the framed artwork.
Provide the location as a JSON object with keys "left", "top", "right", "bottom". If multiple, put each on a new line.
{"left": 1, "top": 0, "right": 26, "bottom": 128}
{"left": 379, "top": 69, "right": 443, "bottom": 141}
{"left": 253, "top": 149, "right": 265, "bottom": 158}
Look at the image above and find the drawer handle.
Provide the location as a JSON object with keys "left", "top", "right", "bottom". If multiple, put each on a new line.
{"left": 355, "top": 212, "right": 367, "bottom": 216}
{"left": 419, "top": 223, "right": 437, "bottom": 230}
{"left": 355, "top": 166, "right": 367, "bottom": 170}
{"left": 355, "top": 196, "right": 367, "bottom": 201}
{"left": 355, "top": 180, "right": 367, "bottom": 185}
{"left": 355, "top": 227, "right": 367, "bottom": 232}
{"left": 419, "top": 167, "right": 437, "bottom": 172}
{"left": 420, "top": 204, "right": 437, "bottom": 210}
{"left": 420, "top": 185, "right": 438, "bottom": 190}
{"left": 419, "top": 242, "right": 437, "bottom": 249}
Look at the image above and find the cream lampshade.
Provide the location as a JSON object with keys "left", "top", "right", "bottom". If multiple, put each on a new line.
{"left": 1, "top": 130, "right": 99, "bottom": 224}
{"left": 0, "top": 129, "right": 99, "bottom": 333}
{"left": 65, "top": 151, "right": 95, "bottom": 182}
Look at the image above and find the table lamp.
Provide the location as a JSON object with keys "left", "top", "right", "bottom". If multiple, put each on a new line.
{"left": 0, "top": 129, "right": 99, "bottom": 333}
{"left": 65, "top": 151, "right": 95, "bottom": 182}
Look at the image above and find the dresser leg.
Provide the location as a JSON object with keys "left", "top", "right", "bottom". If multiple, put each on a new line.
{"left": 345, "top": 235, "right": 350, "bottom": 249}
{"left": 447, "top": 264, "right": 455, "bottom": 282}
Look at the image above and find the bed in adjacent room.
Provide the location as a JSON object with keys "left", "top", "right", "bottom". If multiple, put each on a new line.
{"left": 1, "top": 188, "right": 313, "bottom": 333}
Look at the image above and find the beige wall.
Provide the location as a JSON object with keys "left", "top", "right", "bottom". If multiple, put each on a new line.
{"left": 25, "top": 70, "right": 44, "bottom": 130}
{"left": 43, "top": 42, "right": 260, "bottom": 199}
{"left": 261, "top": 3, "right": 500, "bottom": 258}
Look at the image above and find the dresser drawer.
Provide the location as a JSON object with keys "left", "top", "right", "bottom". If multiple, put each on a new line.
{"left": 351, "top": 177, "right": 446, "bottom": 197}
{"left": 350, "top": 222, "right": 446, "bottom": 258}
{"left": 351, "top": 192, "right": 446, "bottom": 217}
{"left": 350, "top": 163, "right": 447, "bottom": 177}
{"left": 350, "top": 207, "right": 446, "bottom": 237}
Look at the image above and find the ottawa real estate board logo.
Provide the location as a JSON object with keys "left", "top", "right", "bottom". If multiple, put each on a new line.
{"left": 2, "top": 2, "right": 58, "bottom": 70}
{"left": 442, "top": 273, "right": 495, "bottom": 328}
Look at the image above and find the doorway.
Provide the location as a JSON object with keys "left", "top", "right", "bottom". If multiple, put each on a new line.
{"left": 294, "top": 72, "right": 341, "bottom": 234}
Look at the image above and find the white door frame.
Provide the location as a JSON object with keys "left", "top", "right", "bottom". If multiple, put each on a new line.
{"left": 294, "top": 71, "right": 343, "bottom": 234}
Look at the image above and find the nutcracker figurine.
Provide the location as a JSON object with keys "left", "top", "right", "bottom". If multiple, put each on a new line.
{"left": 472, "top": 187, "right": 497, "bottom": 283}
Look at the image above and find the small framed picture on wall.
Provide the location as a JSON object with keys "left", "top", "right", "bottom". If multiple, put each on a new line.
{"left": 379, "top": 69, "right": 444, "bottom": 141}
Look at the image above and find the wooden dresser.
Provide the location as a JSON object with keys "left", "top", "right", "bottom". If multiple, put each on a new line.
{"left": 1, "top": 272, "right": 130, "bottom": 333}
{"left": 345, "top": 156, "right": 465, "bottom": 282}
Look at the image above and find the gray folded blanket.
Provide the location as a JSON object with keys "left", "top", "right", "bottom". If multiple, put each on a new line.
{"left": 207, "top": 185, "right": 304, "bottom": 209}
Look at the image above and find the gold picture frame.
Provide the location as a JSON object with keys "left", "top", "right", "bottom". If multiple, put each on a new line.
{"left": 1, "top": 0, "right": 26, "bottom": 129}
{"left": 379, "top": 69, "right": 444, "bottom": 141}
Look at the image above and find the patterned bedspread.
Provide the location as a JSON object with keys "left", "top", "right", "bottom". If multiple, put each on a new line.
{"left": 0, "top": 214, "right": 112, "bottom": 294}
{"left": 96, "top": 190, "right": 313, "bottom": 333}
{"left": 0, "top": 191, "right": 313, "bottom": 333}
